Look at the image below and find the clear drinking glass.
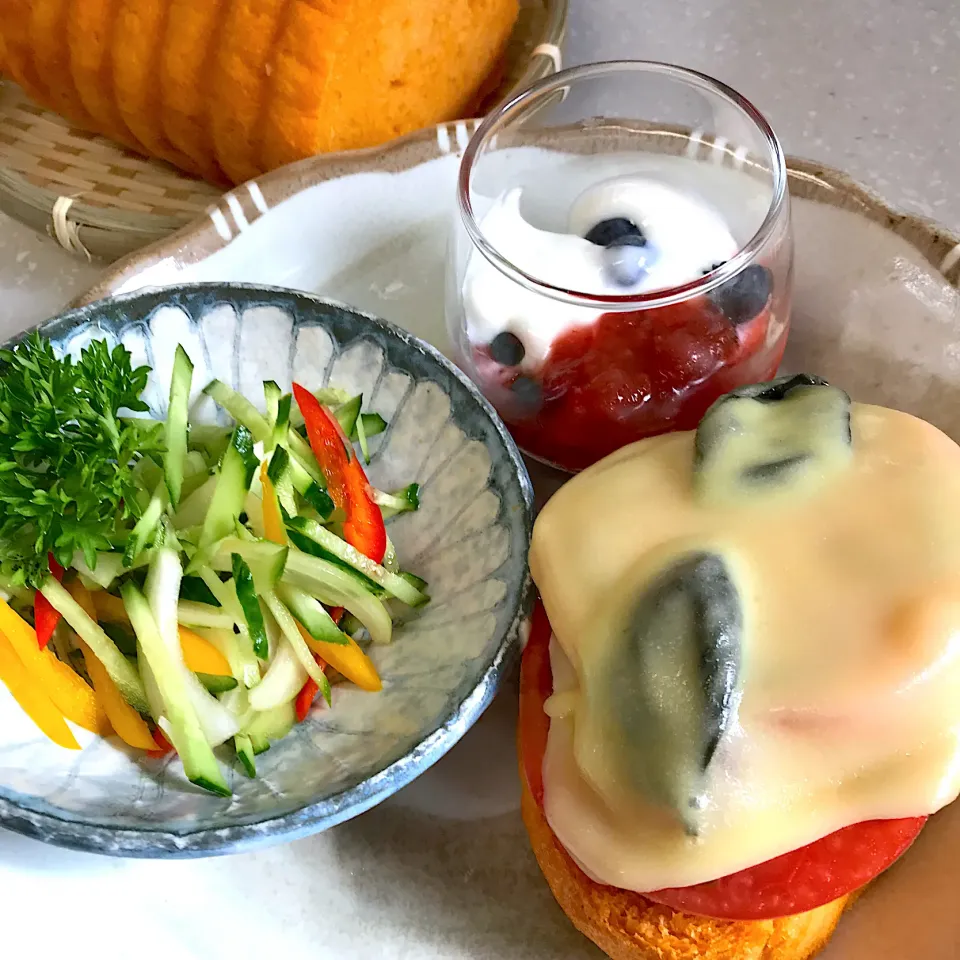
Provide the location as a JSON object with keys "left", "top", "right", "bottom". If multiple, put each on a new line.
{"left": 446, "top": 61, "right": 792, "bottom": 473}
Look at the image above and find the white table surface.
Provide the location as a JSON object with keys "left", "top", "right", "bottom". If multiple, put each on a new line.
{"left": 2, "top": 2, "right": 960, "bottom": 957}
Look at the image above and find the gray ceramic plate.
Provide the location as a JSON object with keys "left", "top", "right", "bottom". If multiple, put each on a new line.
{"left": 0, "top": 283, "right": 534, "bottom": 857}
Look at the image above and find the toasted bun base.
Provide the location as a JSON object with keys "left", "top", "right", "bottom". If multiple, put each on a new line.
{"left": 521, "top": 776, "right": 853, "bottom": 960}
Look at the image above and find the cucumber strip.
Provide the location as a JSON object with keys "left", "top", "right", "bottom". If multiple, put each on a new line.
{"left": 271, "top": 441, "right": 331, "bottom": 515}
{"left": 39, "top": 578, "right": 148, "bottom": 712}
{"left": 287, "top": 517, "right": 428, "bottom": 607}
{"left": 288, "top": 388, "right": 351, "bottom": 433}
{"left": 285, "top": 530, "right": 386, "bottom": 597}
{"left": 301, "top": 481, "right": 335, "bottom": 520}
{"left": 124, "top": 482, "right": 167, "bottom": 566}
{"left": 355, "top": 408, "right": 371, "bottom": 464}
{"left": 266, "top": 444, "right": 290, "bottom": 485}
{"left": 172, "top": 475, "right": 217, "bottom": 530}
{"left": 165, "top": 345, "right": 194, "bottom": 507}
{"left": 180, "top": 470, "right": 211, "bottom": 503}
{"left": 180, "top": 451, "right": 211, "bottom": 501}
{"left": 140, "top": 652, "right": 164, "bottom": 728}
{"left": 180, "top": 575, "right": 220, "bottom": 607}
{"left": 211, "top": 538, "right": 289, "bottom": 578}
{"left": 145, "top": 548, "right": 241, "bottom": 748}
{"left": 247, "top": 636, "right": 308, "bottom": 711}
{"left": 203, "top": 379, "right": 271, "bottom": 438}
{"left": 373, "top": 483, "right": 420, "bottom": 518}
{"left": 262, "top": 591, "right": 331, "bottom": 697}
{"left": 338, "top": 612, "right": 364, "bottom": 637}
{"left": 102, "top": 621, "right": 138, "bottom": 657}
{"left": 193, "top": 425, "right": 258, "bottom": 562}
{"left": 263, "top": 380, "right": 282, "bottom": 431}
{"left": 133, "top": 453, "right": 164, "bottom": 493}
{"left": 267, "top": 446, "right": 299, "bottom": 516}
{"left": 195, "top": 568, "right": 261, "bottom": 687}
{"left": 231, "top": 553, "right": 268, "bottom": 659}
{"left": 218, "top": 684, "right": 254, "bottom": 726}
{"left": 197, "top": 673, "right": 238, "bottom": 694}
{"left": 382, "top": 538, "right": 398, "bottom": 573}
{"left": 270, "top": 394, "right": 292, "bottom": 452}
{"left": 189, "top": 424, "right": 232, "bottom": 463}
{"left": 285, "top": 428, "right": 326, "bottom": 486}
{"left": 279, "top": 584, "right": 348, "bottom": 649}
{"left": 279, "top": 549, "right": 393, "bottom": 645}
{"left": 234, "top": 734, "right": 256, "bottom": 778}
{"left": 333, "top": 395, "right": 362, "bottom": 437}
{"left": 244, "top": 700, "right": 296, "bottom": 744}
{"left": 314, "top": 387, "right": 352, "bottom": 407}
{"left": 184, "top": 450, "right": 207, "bottom": 477}
{"left": 72, "top": 549, "right": 149, "bottom": 589}
{"left": 203, "top": 378, "right": 324, "bottom": 485}
{"left": 122, "top": 581, "right": 230, "bottom": 795}
{"left": 202, "top": 629, "right": 258, "bottom": 691}
{"left": 348, "top": 413, "right": 387, "bottom": 443}
{"left": 176, "top": 600, "right": 233, "bottom": 630}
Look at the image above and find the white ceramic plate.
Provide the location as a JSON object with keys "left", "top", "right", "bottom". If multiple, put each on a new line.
{"left": 72, "top": 127, "right": 960, "bottom": 958}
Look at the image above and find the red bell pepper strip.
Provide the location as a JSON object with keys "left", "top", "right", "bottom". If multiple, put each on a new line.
{"left": 147, "top": 727, "right": 174, "bottom": 759}
{"left": 34, "top": 554, "right": 65, "bottom": 650}
{"left": 292, "top": 383, "right": 387, "bottom": 563}
{"left": 295, "top": 653, "right": 327, "bottom": 722}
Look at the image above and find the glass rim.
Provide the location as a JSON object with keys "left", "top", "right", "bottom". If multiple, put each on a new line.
{"left": 456, "top": 59, "right": 789, "bottom": 312}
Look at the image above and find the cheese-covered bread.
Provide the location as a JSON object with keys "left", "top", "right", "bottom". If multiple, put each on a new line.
{"left": 532, "top": 376, "right": 960, "bottom": 893}
{"left": 524, "top": 375, "right": 960, "bottom": 959}
{"left": 520, "top": 774, "right": 852, "bottom": 960}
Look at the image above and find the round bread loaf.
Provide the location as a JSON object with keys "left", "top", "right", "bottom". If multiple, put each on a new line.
{"left": 0, "top": 0, "right": 518, "bottom": 184}
{"left": 520, "top": 774, "right": 853, "bottom": 960}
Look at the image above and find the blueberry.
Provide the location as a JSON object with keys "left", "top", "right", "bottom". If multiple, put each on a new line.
{"left": 489, "top": 331, "right": 525, "bottom": 366}
{"left": 604, "top": 236, "right": 656, "bottom": 288}
{"left": 511, "top": 375, "right": 542, "bottom": 410}
{"left": 585, "top": 217, "right": 647, "bottom": 248}
{"left": 709, "top": 264, "right": 773, "bottom": 325}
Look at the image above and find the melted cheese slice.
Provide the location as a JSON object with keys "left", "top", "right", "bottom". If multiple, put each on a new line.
{"left": 530, "top": 403, "right": 960, "bottom": 891}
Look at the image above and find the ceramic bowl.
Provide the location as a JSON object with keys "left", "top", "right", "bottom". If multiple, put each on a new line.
{"left": 0, "top": 282, "right": 534, "bottom": 857}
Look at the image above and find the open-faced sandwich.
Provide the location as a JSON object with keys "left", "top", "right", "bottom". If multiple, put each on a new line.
{"left": 521, "top": 374, "right": 960, "bottom": 959}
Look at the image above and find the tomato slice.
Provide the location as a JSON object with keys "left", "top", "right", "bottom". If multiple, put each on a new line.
{"left": 519, "top": 599, "right": 927, "bottom": 920}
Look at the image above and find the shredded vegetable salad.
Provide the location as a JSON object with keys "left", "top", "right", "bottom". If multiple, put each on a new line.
{"left": 0, "top": 334, "right": 427, "bottom": 795}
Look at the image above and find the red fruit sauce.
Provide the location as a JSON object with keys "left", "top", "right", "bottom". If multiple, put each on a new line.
{"left": 485, "top": 296, "right": 787, "bottom": 472}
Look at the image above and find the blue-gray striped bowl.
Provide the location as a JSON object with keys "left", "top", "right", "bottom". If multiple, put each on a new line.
{"left": 0, "top": 283, "right": 534, "bottom": 857}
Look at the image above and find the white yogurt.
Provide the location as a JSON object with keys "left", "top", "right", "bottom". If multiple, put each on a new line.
{"left": 462, "top": 176, "right": 739, "bottom": 368}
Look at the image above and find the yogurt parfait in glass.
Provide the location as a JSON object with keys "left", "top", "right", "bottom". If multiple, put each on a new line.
{"left": 446, "top": 61, "right": 792, "bottom": 473}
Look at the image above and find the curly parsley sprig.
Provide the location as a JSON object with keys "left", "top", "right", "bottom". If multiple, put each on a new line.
{"left": 0, "top": 333, "right": 163, "bottom": 587}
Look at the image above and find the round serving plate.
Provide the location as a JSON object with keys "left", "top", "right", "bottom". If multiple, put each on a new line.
{"left": 0, "top": 0, "right": 566, "bottom": 264}
{"left": 36, "top": 120, "right": 960, "bottom": 957}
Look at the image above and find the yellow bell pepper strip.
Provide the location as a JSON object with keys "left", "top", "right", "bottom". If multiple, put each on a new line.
{"left": 91, "top": 591, "right": 129, "bottom": 624}
{"left": 299, "top": 624, "right": 381, "bottom": 693}
{"left": 0, "top": 598, "right": 107, "bottom": 734}
{"left": 260, "top": 462, "right": 286, "bottom": 546}
{"left": 178, "top": 627, "right": 232, "bottom": 677}
{"left": 65, "top": 581, "right": 151, "bottom": 750}
{"left": 77, "top": 638, "right": 156, "bottom": 751}
{"left": 0, "top": 629, "right": 79, "bottom": 749}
